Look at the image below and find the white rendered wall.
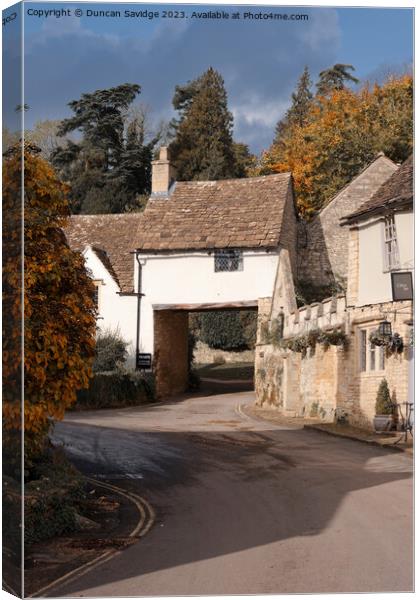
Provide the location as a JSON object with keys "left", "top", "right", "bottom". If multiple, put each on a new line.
{"left": 83, "top": 248, "right": 138, "bottom": 367}
{"left": 357, "top": 210, "right": 413, "bottom": 306}
{"left": 137, "top": 250, "right": 280, "bottom": 354}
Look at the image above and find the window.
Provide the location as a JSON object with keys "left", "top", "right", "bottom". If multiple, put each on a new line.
{"left": 383, "top": 215, "right": 400, "bottom": 271}
{"left": 369, "top": 340, "right": 376, "bottom": 371}
{"left": 360, "top": 330, "right": 367, "bottom": 371}
{"left": 93, "top": 281, "right": 102, "bottom": 311}
{"left": 214, "top": 249, "right": 243, "bottom": 272}
{"left": 359, "top": 327, "right": 385, "bottom": 373}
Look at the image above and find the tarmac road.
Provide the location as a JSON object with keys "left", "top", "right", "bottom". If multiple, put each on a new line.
{"left": 52, "top": 387, "right": 413, "bottom": 596}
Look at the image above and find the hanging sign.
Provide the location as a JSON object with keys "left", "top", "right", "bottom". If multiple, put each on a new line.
{"left": 391, "top": 272, "right": 413, "bottom": 301}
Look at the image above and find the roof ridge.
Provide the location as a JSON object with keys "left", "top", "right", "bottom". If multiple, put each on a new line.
{"left": 176, "top": 172, "right": 291, "bottom": 186}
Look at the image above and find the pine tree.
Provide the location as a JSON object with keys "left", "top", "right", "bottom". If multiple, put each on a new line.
{"left": 273, "top": 66, "right": 313, "bottom": 152}
{"left": 316, "top": 64, "right": 359, "bottom": 95}
{"left": 170, "top": 68, "right": 237, "bottom": 181}
{"left": 287, "top": 66, "right": 313, "bottom": 128}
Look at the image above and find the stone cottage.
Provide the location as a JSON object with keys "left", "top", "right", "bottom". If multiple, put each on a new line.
{"left": 65, "top": 146, "right": 413, "bottom": 418}
{"left": 66, "top": 147, "right": 299, "bottom": 397}
{"left": 255, "top": 155, "right": 413, "bottom": 429}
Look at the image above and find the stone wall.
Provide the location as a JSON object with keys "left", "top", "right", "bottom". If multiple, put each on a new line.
{"left": 193, "top": 341, "right": 254, "bottom": 365}
{"left": 255, "top": 297, "right": 413, "bottom": 429}
{"left": 297, "top": 155, "right": 397, "bottom": 288}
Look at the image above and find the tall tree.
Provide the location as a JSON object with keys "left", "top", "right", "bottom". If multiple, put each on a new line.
{"left": 51, "top": 84, "right": 159, "bottom": 213}
{"left": 272, "top": 66, "right": 314, "bottom": 159}
{"left": 3, "top": 144, "right": 97, "bottom": 466}
{"left": 283, "top": 65, "right": 313, "bottom": 132}
{"left": 170, "top": 67, "right": 237, "bottom": 181}
{"left": 316, "top": 63, "right": 359, "bottom": 95}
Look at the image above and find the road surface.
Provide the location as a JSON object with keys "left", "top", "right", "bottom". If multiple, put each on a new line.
{"left": 52, "top": 387, "right": 413, "bottom": 596}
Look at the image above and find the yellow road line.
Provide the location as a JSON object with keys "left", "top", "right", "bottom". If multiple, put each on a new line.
{"left": 29, "top": 477, "right": 155, "bottom": 598}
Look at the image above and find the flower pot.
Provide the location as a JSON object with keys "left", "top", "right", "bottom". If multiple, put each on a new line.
{"left": 373, "top": 414, "right": 393, "bottom": 433}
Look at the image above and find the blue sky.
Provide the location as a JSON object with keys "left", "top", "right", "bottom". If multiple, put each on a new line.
{"left": 3, "top": 2, "right": 414, "bottom": 153}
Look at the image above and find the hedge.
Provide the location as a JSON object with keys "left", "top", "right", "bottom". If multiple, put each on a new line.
{"left": 74, "top": 370, "right": 155, "bottom": 410}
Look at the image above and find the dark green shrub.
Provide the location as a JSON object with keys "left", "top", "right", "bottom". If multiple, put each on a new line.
{"left": 375, "top": 379, "right": 393, "bottom": 415}
{"left": 295, "top": 279, "right": 345, "bottom": 307}
{"left": 192, "top": 310, "right": 257, "bottom": 351}
{"left": 3, "top": 445, "right": 85, "bottom": 552}
{"left": 74, "top": 370, "right": 155, "bottom": 410}
{"left": 199, "top": 311, "right": 248, "bottom": 351}
{"left": 93, "top": 329, "right": 128, "bottom": 372}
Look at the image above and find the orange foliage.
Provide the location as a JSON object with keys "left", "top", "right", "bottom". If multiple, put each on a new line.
{"left": 261, "top": 75, "right": 413, "bottom": 217}
{"left": 3, "top": 145, "right": 97, "bottom": 462}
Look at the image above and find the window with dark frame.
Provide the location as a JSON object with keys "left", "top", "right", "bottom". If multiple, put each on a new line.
{"left": 214, "top": 249, "right": 243, "bottom": 272}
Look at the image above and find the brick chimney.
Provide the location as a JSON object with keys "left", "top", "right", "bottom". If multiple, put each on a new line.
{"left": 151, "top": 146, "right": 177, "bottom": 196}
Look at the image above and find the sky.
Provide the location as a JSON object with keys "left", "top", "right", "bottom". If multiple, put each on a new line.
{"left": 3, "top": 2, "right": 414, "bottom": 153}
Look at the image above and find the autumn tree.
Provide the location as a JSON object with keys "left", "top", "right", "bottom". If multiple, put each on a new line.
{"left": 258, "top": 74, "right": 412, "bottom": 217}
{"left": 3, "top": 144, "right": 97, "bottom": 467}
{"left": 170, "top": 67, "right": 239, "bottom": 180}
{"left": 52, "top": 84, "right": 160, "bottom": 213}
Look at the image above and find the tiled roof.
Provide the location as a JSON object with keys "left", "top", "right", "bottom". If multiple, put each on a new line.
{"left": 343, "top": 155, "right": 413, "bottom": 223}
{"left": 65, "top": 214, "right": 141, "bottom": 292}
{"left": 134, "top": 173, "right": 292, "bottom": 251}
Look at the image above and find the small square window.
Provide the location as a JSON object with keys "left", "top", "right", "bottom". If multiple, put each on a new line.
{"left": 214, "top": 249, "right": 243, "bottom": 272}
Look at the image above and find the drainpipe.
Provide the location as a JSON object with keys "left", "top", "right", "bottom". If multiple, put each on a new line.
{"left": 135, "top": 252, "right": 144, "bottom": 370}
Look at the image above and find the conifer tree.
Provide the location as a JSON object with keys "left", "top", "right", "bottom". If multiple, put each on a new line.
{"left": 51, "top": 84, "right": 159, "bottom": 213}
{"left": 316, "top": 63, "right": 359, "bottom": 95}
{"left": 170, "top": 67, "right": 236, "bottom": 181}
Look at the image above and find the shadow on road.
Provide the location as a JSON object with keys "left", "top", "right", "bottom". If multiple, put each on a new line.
{"left": 50, "top": 416, "right": 413, "bottom": 595}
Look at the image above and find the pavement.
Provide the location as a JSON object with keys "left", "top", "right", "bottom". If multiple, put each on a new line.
{"left": 51, "top": 383, "right": 414, "bottom": 596}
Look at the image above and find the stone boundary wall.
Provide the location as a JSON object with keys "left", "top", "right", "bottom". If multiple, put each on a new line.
{"left": 283, "top": 294, "right": 347, "bottom": 338}
{"left": 193, "top": 341, "right": 254, "bottom": 365}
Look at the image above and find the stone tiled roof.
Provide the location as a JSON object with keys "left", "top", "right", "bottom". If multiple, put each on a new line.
{"left": 134, "top": 173, "right": 292, "bottom": 251}
{"left": 343, "top": 155, "right": 413, "bottom": 223}
{"left": 65, "top": 214, "right": 141, "bottom": 293}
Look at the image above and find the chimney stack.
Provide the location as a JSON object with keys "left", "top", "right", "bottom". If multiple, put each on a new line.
{"left": 151, "top": 146, "right": 177, "bottom": 196}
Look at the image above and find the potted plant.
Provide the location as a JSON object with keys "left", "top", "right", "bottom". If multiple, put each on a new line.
{"left": 373, "top": 378, "right": 394, "bottom": 432}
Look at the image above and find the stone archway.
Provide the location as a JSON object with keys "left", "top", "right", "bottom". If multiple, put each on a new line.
{"left": 153, "top": 301, "right": 260, "bottom": 399}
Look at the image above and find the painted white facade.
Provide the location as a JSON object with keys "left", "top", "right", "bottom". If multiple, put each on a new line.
{"left": 357, "top": 209, "right": 414, "bottom": 306}
{"left": 83, "top": 247, "right": 138, "bottom": 367}
{"left": 137, "top": 249, "right": 281, "bottom": 354}
{"left": 83, "top": 245, "right": 281, "bottom": 365}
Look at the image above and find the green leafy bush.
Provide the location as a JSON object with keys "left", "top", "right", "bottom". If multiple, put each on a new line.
{"left": 93, "top": 329, "right": 128, "bottom": 373}
{"left": 199, "top": 311, "right": 248, "bottom": 351}
{"left": 295, "top": 279, "right": 345, "bottom": 307}
{"left": 375, "top": 378, "right": 393, "bottom": 415}
{"left": 3, "top": 446, "right": 85, "bottom": 548}
{"left": 74, "top": 370, "right": 155, "bottom": 410}
{"left": 192, "top": 310, "right": 257, "bottom": 351}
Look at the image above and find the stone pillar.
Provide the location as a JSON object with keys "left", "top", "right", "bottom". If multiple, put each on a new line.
{"left": 154, "top": 310, "right": 189, "bottom": 399}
